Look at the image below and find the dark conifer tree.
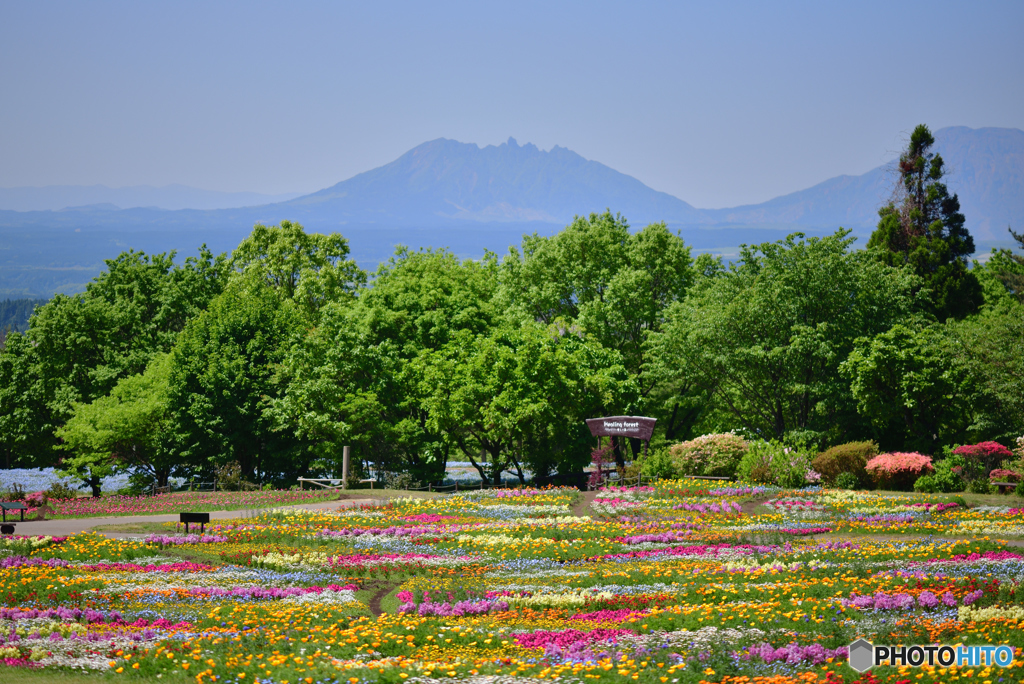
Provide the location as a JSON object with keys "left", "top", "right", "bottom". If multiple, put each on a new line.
{"left": 868, "top": 124, "right": 983, "bottom": 320}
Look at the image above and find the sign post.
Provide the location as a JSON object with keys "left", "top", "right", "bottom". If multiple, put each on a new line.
{"left": 585, "top": 416, "right": 657, "bottom": 481}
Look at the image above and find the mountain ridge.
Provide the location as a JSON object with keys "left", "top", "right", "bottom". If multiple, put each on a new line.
{"left": 1, "top": 126, "right": 1021, "bottom": 297}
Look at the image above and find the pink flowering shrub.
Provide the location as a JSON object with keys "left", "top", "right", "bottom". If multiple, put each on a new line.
{"left": 24, "top": 491, "right": 46, "bottom": 507}
{"left": 865, "top": 452, "right": 934, "bottom": 491}
{"left": 954, "top": 441, "right": 1014, "bottom": 475}
{"left": 669, "top": 432, "right": 749, "bottom": 478}
{"left": 990, "top": 469, "right": 1022, "bottom": 482}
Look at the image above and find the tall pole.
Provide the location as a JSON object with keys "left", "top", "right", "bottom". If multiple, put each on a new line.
{"left": 342, "top": 446, "right": 350, "bottom": 490}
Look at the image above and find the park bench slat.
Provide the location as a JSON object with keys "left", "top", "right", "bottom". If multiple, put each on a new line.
{"left": 0, "top": 502, "right": 28, "bottom": 522}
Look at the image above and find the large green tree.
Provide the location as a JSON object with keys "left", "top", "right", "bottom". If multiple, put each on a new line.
{"left": 647, "top": 230, "right": 922, "bottom": 445}
{"left": 273, "top": 248, "right": 499, "bottom": 483}
{"left": 842, "top": 324, "right": 975, "bottom": 454}
{"left": 416, "top": 322, "right": 636, "bottom": 484}
{"left": 230, "top": 220, "right": 365, "bottom": 319}
{"left": 0, "top": 248, "right": 228, "bottom": 473}
{"left": 498, "top": 212, "right": 693, "bottom": 381}
{"left": 56, "top": 354, "right": 178, "bottom": 495}
{"left": 867, "top": 124, "right": 982, "bottom": 321}
{"left": 942, "top": 305, "right": 1024, "bottom": 442}
{"left": 168, "top": 277, "right": 306, "bottom": 483}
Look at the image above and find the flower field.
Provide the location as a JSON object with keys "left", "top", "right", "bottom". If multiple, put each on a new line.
{"left": 3, "top": 481, "right": 1024, "bottom": 684}
{"left": 20, "top": 490, "right": 343, "bottom": 520}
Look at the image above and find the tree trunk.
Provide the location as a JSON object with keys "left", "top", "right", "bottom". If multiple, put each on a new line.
{"left": 88, "top": 475, "right": 102, "bottom": 498}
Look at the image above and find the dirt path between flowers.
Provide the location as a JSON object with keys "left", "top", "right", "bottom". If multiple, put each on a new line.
{"left": 6, "top": 497, "right": 379, "bottom": 538}
{"left": 572, "top": 490, "right": 600, "bottom": 517}
{"left": 366, "top": 580, "right": 404, "bottom": 617}
{"left": 740, "top": 497, "right": 771, "bottom": 515}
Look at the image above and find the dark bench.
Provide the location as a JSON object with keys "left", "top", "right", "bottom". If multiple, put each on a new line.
{"left": 992, "top": 482, "right": 1018, "bottom": 495}
{"left": 179, "top": 512, "right": 210, "bottom": 534}
{"left": 0, "top": 502, "right": 27, "bottom": 523}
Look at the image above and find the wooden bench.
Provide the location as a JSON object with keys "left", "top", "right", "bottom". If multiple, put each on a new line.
{"left": 0, "top": 502, "right": 27, "bottom": 523}
{"left": 992, "top": 482, "right": 1018, "bottom": 495}
{"left": 179, "top": 512, "right": 210, "bottom": 534}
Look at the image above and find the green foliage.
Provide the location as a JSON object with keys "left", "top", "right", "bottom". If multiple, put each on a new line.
{"left": 44, "top": 480, "right": 81, "bottom": 501}
{"left": 648, "top": 229, "right": 921, "bottom": 443}
{"left": 736, "top": 440, "right": 815, "bottom": 488}
{"left": 668, "top": 432, "right": 748, "bottom": 478}
{"left": 168, "top": 276, "right": 306, "bottom": 483}
{"left": 914, "top": 452, "right": 966, "bottom": 493}
{"left": 835, "top": 471, "right": 860, "bottom": 490}
{"left": 811, "top": 440, "right": 878, "bottom": 487}
{"left": 639, "top": 447, "right": 676, "bottom": 479}
{"left": 56, "top": 354, "right": 177, "bottom": 491}
{"left": 0, "top": 247, "right": 228, "bottom": 470}
{"left": 842, "top": 323, "right": 973, "bottom": 453}
{"left": 498, "top": 212, "right": 694, "bottom": 437}
{"left": 416, "top": 321, "right": 637, "bottom": 484}
{"left": 215, "top": 461, "right": 258, "bottom": 491}
{"left": 272, "top": 248, "right": 499, "bottom": 483}
{"left": 993, "top": 228, "right": 1024, "bottom": 303}
{"left": 229, "top": 220, "right": 366, "bottom": 319}
{"left": 867, "top": 124, "right": 982, "bottom": 321}
{"left": 942, "top": 305, "right": 1024, "bottom": 441}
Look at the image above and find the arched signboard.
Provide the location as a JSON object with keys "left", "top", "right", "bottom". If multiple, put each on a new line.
{"left": 585, "top": 416, "right": 657, "bottom": 441}
{"left": 585, "top": 416, "right": 657, "bottom": 478}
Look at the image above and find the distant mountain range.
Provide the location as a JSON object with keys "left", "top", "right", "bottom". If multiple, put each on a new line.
{"left": 1, "top": 126, "right": 1021, "bottom": 297}
{"left": 0, "top": 184, "right": 302, "bottom": 212}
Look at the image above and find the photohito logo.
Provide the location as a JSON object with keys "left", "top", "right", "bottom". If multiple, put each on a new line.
{"left": 848, "top": 639, "right": 1015, "bottom": 672}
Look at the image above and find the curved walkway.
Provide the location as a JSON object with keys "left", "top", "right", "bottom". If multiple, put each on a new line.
{"left": 6, "top": 497, "right": 378, "bottom": 538}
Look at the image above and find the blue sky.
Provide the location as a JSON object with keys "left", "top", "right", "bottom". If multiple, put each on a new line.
{"left": 1, "top": 0, "right": 1021, "bottom": 208}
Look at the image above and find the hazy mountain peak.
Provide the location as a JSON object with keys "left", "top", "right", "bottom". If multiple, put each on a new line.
{"left": 292, "top": 136, "right": 700, "bottom": 225}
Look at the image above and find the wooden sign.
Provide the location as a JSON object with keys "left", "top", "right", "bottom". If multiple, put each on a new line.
{"left": 585, "top": 416, "right": 657, "bottom": 441}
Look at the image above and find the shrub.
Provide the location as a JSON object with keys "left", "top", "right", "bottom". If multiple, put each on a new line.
{"left": 640, "top": 447, "right": 677, "bottom": 479}
{"left": 866, "top": 452, "right": 934, "bottom": 491}
{"left": 953, "top": 441, "right": 1014, "bottom": 475}
{"left": 24, "top": 491, "right": 46, "bottom": 507}
{"left": 669, "top": 432, "right": 749, "bottom": 478}
{"left": 835, "top": 472, "right": 860, "bottom": 490}
{"left": 44, "top": 480, "right": 82, "bottom": 501}
{"left": 1, "top": 482, "right": 25, "bottom": 501}
{"left": 812, "top": 441, "right": 878, "bottom": 487}
{"left": 736, "top": 441, "right": 816, "bottom": 488}
{"left": 990, "top": 469, "right": 1022, "bottom": 482}
{"left": 215, "top": 461, "right": 258, "bottom": 491}
{"left": 383, "top": 472, "right": 421, "bottom": 490}
{"left": 914, "top": 453, "right": 965, "bottom": 493}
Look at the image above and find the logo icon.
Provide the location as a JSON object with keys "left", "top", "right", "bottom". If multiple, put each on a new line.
{"left": 848, "top": 639, "right": 874, "bottom": 672}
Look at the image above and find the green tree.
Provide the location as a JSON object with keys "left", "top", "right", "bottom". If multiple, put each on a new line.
{"left": 842, "top": 324, "right": 974, "bottom": 454}
{"left": 416, "top": 322, "right": 636, "bottom": 484}
{"left": 230, "top": 221, "right": 365, "bottom": 318}
{"left": 973, "top": 227, "right": 1024, "bottom": 307}
{"left": 273, "top": 248, "right": 500, "bottom": 483}
{"left": 647, "top": 230, "right": 922, "bottom": 445}
{"left": 943, "top": 305, "right": 1024, "bottom": 441}
{"left": 168, "top": 277, "right": 306, "bottom": 483}
{"left": 499, "top": 212, "right": 693, "bottom": 380}
{"left": 867, "top": 124, "right": 983, "bottom": 321}
{"left": 0, "top": 332, "right": 54, "bottom": 469}
{"left": 56, "top": 354, "right": 177, "bottom": 495}
{"left": 0, "top": 247, "right": 229, "bottom": 470}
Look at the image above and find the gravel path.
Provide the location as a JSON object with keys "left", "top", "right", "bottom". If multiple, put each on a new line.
{"left": 5, "top": 497, "right": 378, "bottom": 538}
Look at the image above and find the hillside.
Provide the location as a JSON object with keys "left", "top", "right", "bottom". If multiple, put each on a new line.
{"left": 0, "top": 126, "right": 1020, "bottom": 297}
